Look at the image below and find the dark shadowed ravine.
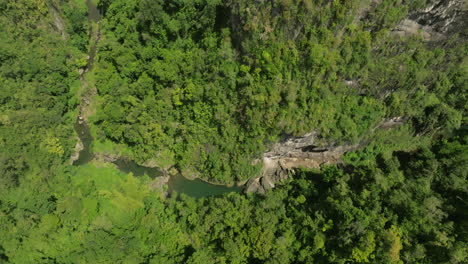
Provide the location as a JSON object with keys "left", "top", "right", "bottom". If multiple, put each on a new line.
{"left": 72, "top": 0, "right": 241, "bottom": 198}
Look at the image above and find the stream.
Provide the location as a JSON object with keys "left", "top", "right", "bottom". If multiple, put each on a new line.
{"left": 73, "top": 0, "right": 241, "bottom": 198}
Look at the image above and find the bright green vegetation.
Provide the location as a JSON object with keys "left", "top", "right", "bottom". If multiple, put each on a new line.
{"left": 0, "top": 0, "right": 467, "bottom": 263}
{"left": 1, "top": 132, "right": 466, "bottom": 263}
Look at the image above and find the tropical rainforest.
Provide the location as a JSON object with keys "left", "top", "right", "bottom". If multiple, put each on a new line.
{"left": 0, "top": 0, "right": 467, "bottom": 263}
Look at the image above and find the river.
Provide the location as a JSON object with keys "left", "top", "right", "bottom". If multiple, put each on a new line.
{"left": 73, "top": 0, "right": 241, "bottom": 198}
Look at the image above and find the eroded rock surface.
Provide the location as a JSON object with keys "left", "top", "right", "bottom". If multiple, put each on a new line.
{"left": 245, "top": 132, "right": 359, "bottom": 193}
{"left": 70, "top": 139, "right": 84, "bottom": 164}
{"left": 150, "top": 175, "right": 171, "bottom": 195}
{"left": 393, "top": 19, "right": 445, "bottom": 41}
{"left": 245, "top": 116, "right": 409, "bottom": 194}
{"left": 410, "top": 0, "right": 467, "bottom": 36}
{"left": 393, "top": 0, "right": 467, "bottom": 40}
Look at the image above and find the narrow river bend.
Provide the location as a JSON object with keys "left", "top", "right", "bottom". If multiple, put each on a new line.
{"left": 73, "top": 0, "right": 241, "bottom": 198}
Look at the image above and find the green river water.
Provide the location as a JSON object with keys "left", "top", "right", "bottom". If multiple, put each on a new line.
{"left": 73, "top": 0, "right": 242, "bottom": 198}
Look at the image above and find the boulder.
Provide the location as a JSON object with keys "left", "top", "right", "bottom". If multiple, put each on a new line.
{"left": 245, "top": 178, "right": 262, "bottom": 193}
{"left": 261, "top": 175, "right": 275, "bottom": 191}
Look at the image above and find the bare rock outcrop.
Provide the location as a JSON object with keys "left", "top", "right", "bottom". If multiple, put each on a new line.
{"left": 410, "top": 0, "right": 467, "bottom": 37}
{"left": 93, "top": 153, "right": 119, "bottom": 163}
{"left": 150, "top": 174, "right": 171, "bottom": 195}
{"left": 245, "top": 132, "right": 359, "bottom": 193}
{"left": 50, "top": 6, "right": 67, "bottom": 40}
{"left": 393, "top": 0, "right": 467, "bottom": 40}
{"left": 245, "top": 116, "right": 409, "bottom": 194}
{"left": 393, "top": 19, "right": 445, "bottom": 41}
{"left": 69, "top": 138, "right": 84, "bottom": 164}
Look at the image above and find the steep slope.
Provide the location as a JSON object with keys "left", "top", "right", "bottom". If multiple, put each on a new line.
{"left": 91, "top": 0, "right": 466, "bottom": 185}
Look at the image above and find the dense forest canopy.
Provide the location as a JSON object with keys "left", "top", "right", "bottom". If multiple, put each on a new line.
{"left": 0, "top": 0, "right": 466, "bottom": 263}
{"left": 93, "top": 0, "right": 465, "bottom": 184}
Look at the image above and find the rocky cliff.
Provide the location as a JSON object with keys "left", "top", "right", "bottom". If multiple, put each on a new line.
{"left": 245, "top": 132, "right": 360, "bottom": 194}
{"left": 411, "top": 0, "right": 467, "bottom": 36}
{"left": 393, "top": 0, "right": 467, "bottom": 40}
{"left": 245, "top": 117, "right": 406, "bottom": 194}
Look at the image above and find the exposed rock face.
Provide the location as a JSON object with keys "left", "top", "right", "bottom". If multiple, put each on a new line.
{"left": 93, "top": 153, "right": 119, "bottom": 163}
{"left": 245, "top": 116, "right": 409, "bottom": 194}
{"left": 150, "top": 175, "right": 171, "bottom": 195}
{"left": 375, "top": 116, "right": 406, "bottom": 130}
{"left": 410, "top": 0, "right": 467, "bottom": 37}
{"left": 245, "top": 132, "right": 359, "bottom": 194}
{"left": 393, "top": 19, "right": 445, "bottom": 41}
{"left": 69, "top": 139, "right": 84, "bottom": 164}
{"left": 393, "top": 0, "right": 467, "bottom": 40}
{"left": 50, "top": 6, "right": 67, "bottom": 40}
